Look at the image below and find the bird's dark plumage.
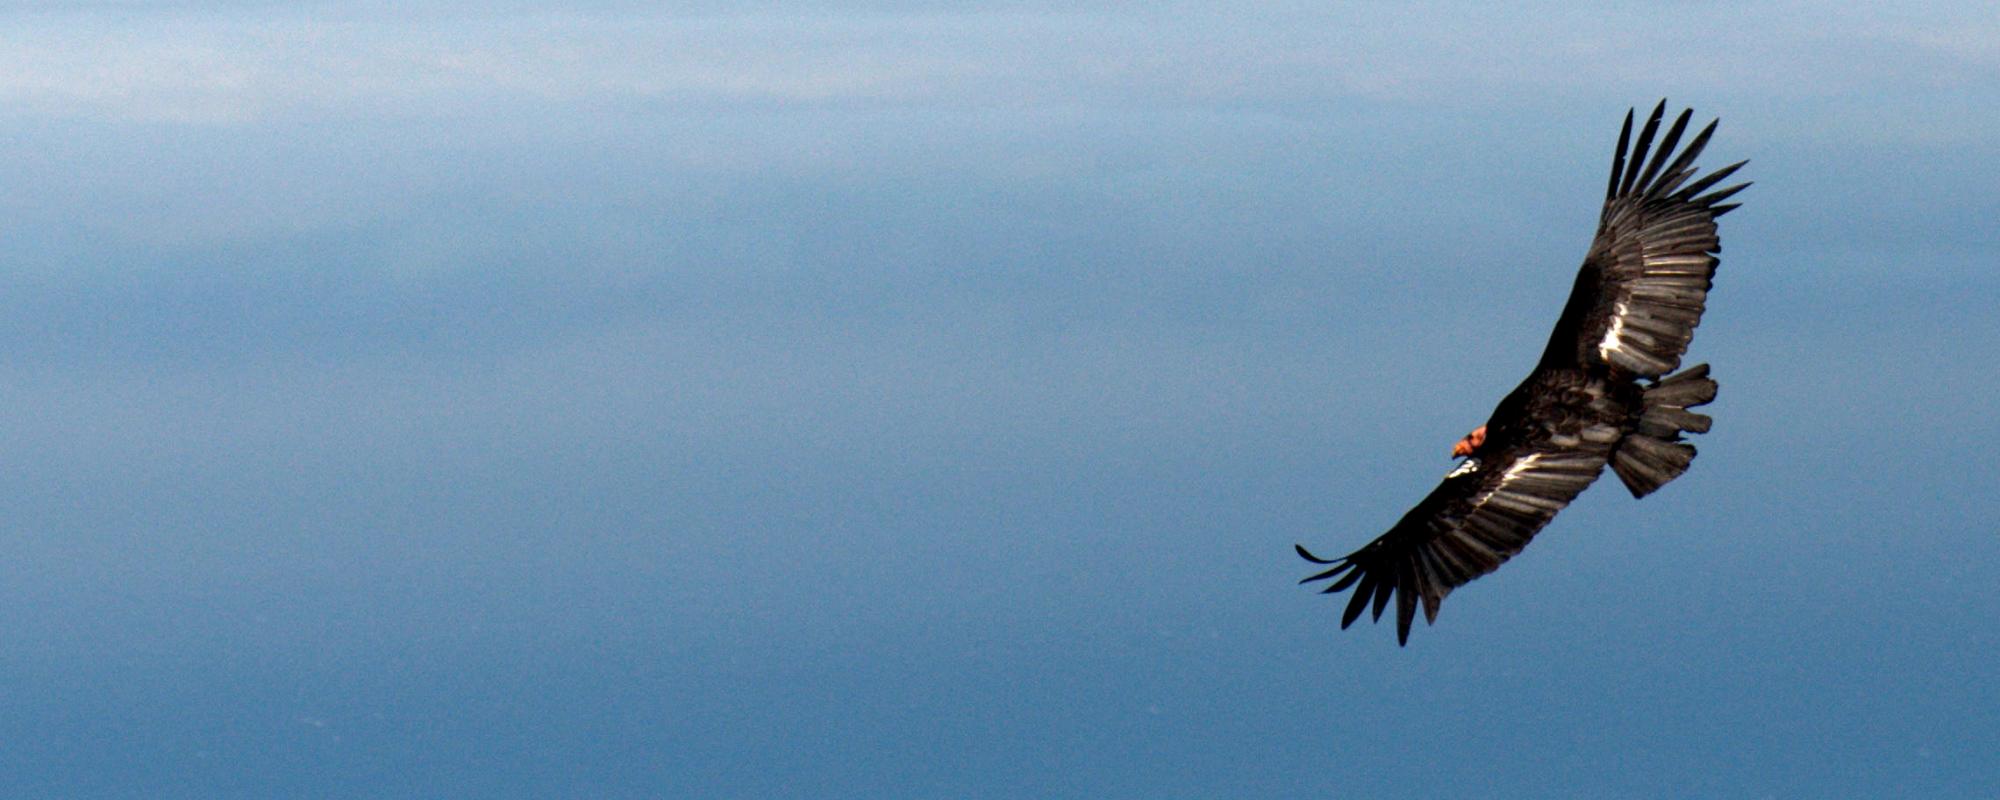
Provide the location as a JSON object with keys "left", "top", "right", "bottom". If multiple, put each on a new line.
{"left": 1297, "top": 102, "right": 1748, "bottom": 645}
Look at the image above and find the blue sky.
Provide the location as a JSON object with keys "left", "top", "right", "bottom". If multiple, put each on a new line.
{"left": 1, "top": 3, "right": 1996, "bottom": 797}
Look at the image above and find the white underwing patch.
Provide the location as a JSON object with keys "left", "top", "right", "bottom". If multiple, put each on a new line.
{"left": 1598, "top": 301, "right": 1630, "bottom": 363}
{"left": 1446, "top": 458, "right": 1480, "bottom": 479}
{"left": 1502, "top": 454, "right": 1542, "bottom": 480}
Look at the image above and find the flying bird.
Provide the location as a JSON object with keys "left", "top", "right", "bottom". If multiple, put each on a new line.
{"left": 1296, "top": 101, "right": 1749, "bottom": 645}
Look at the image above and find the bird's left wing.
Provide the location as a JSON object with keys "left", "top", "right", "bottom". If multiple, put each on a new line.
{"left": 1540, "top": 102, "right": 1749, "bottom": 377}
{"left": 1297, "top": 441, "right": 1613, "bottom": 645}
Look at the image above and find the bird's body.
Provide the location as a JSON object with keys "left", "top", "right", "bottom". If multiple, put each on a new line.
{"left": 1298, "top": 102, "right": 1747, "bottom": 644}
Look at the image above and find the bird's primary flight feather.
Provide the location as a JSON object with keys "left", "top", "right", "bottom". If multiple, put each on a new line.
{"left": 1297, "top": 102, "right": 1749, "bottom": 645}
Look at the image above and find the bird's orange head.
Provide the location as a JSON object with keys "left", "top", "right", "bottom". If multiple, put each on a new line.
{"left": 1452, "top": 425, "right": 1487, "bottom": 458}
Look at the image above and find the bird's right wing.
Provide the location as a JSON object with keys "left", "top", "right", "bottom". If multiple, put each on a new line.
{"left": 1297, "top": 435, "right": 1615, "bottom": 645}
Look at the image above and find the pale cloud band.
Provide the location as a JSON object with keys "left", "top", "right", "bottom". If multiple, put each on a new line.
{"left": 1, "top": 4, "right": 1993, "bottom": 131}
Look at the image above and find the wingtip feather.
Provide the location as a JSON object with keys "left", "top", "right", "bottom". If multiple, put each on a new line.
{"left": 1370, "top": 576, "right": 1393, "bottom": 622}
{"left": 1394, "top": 563, "right": 1418, "bottom": 646}
{"left": 1620, "top": 101, "right": 1667, "bottom": 196}
{"left": 1607, "top": 108, "right": 1635, "bottom": 202}
{"left": 1634, "top": 108, "right": 1693, "bottom": 193}
{"left": 1341, "top": 573, "right": 1375, "bottom": 628}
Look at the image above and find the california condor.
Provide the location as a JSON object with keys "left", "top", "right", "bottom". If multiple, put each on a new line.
{"left": 1296, "top": 102, "right": 1748, "bottom": 645}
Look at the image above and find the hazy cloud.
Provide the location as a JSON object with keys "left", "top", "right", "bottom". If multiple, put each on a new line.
{"left": 1, "top": 4, "right": 1994, "bottom": 134}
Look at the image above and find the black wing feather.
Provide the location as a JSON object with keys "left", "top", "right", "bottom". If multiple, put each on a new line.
{"left": 1604, "top": 109, "right": 1634, "bottom": 203}
{"left": 1395, "top": 559, "right": 1420, "bottom": 646}
{"left": 1326, "top": 568, "right": 1364, "bottom": 593}
{"left": 1545, "top": 103, "right": 1750, "bottom": 377}
{"left": 1618, "top": 101, "right": 1665, "bottom": 196}
{"left": 1299, "top": 443, "right": 1611, "bottom": 645}
{"left": 1631, "top": 107, "right": 1691, "bottom": 196}
{"left": 1652, "top": 120, "right": 1717, "bottom": 195}
{"left": 1673, "top": 159, "right": 1746, "bottom": 200}
{"left": 1341, "top": 573, "right": 1375, "bottom": 628}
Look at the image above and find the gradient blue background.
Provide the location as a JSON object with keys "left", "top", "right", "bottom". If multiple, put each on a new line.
{"left": 1, "top": 3, "right": 1995, "bottom": 797}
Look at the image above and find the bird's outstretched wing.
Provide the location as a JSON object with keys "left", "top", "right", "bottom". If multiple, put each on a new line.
{"left": 1539, "top": 101, "right": 1751, "bottom": 377}
{"left": 1297, "top": 436, "right": 1615, "bottom": 645}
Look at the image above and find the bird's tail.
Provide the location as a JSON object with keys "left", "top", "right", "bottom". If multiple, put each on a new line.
{"left": 1611, "top": 363, "right": 1716, "bottom": 498}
